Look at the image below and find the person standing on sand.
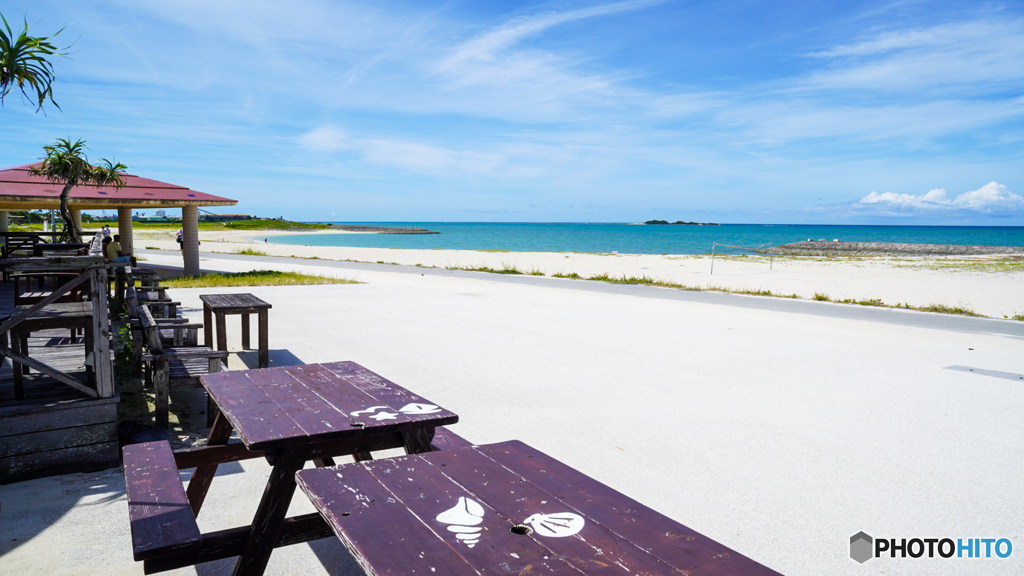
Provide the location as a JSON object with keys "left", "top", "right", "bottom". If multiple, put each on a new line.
{"left": 175, "top": 228, "right": 183, "bottom": 252}
{"left": 102, "top": 224, "right": 110, "bottom": 239}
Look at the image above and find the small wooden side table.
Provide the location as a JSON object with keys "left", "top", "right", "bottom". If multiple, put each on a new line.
{"left": 199, "top": 293, "right": 272, "bottom": 368}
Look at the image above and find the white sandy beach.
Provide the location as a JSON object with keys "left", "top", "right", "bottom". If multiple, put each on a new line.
{"left": 133, "top": 227, "right": 1024, "bottom": 319}
{"left": 1, "top": 249, "right": 1022, "bottom": 576}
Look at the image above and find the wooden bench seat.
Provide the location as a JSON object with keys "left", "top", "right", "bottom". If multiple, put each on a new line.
{"left": 123, "top": 440, "right": 201, "bottom": 562}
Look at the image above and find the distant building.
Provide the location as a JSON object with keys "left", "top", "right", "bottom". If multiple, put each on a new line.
{"left": 199, "top": 213, "right": 252, "bottom": 221}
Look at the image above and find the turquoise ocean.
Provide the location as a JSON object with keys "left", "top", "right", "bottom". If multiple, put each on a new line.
{"left": 268, "top": 223, "right": 1024, "bottom": 255}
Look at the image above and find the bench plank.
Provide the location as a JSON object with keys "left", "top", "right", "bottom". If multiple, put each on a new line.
{"left": 296, "top": 459, "right": 485, "bottom": 576}
{"left": 297, "top": 442, "right": 783, "bottom": 576}
{"left": 123, "top": 441, "right": 202, "bottom": 561}
{"left": 425, "top": 447, "right": 681, "bottom": 575}
{"left": 365, "top": 454, "right": 582, "bottom": 574}
{"left": 479, "top": 441, "right": 783, "bottom": 576}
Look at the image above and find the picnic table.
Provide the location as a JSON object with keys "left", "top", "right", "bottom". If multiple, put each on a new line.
{"left": 297, "top": 441, "right": 784, "bottom": 575}
{"left": 123, "top": 361, "right": 458, "bottom": 576}
{"left": 10, "top": 302, "right": 94, "bottom": 398}
{"left": 199, "top": 293, "right": 272, "bottom": 368}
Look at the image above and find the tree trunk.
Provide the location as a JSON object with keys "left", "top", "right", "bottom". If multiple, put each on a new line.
{"left": 59, "top": 183, "right": 80, "bottom": 243}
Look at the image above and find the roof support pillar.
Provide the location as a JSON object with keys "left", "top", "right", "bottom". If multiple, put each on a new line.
{"left": 0, "top": 211, "right": 7, "bottom": 246}
{"left": 117, "top": 207, "right": 134, "bottom": 256}
{"left": 182, "top": 205, "right": 200, "bottom": 276}
{"left": 71, "top": 208, "right": 82, "bottom": 238}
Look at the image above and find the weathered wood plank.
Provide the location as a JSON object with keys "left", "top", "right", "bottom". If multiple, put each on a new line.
{"left": 0, "top": 395, "right": 118, "bottom": 436}
{"left": 143, "top": 512, "right": 332, "bottom": 574}
{"left": 200, "top": 371, "right": 306, "bottom": 450}
{"left": 0, "top": 271, "right": 91, "bottom": 336}
{"left": 0, "top": 421, "right": 117, "bottom": 458}
{"left": 479, "top": 441, "right": 785, "bottom": 576}
{"left": 0, "top": 440, "right": 119, "bottom": 484}
{"left": 296, "top": 460, "right": 482, "bottom": 576}
{"left": 0, "top": 345, "right": 99, "bottom": 398}
{"left": 422, "top": 446, "right": 679, "bottom": 575}
{"left": 90, "top": 267, "right": 115, "bottom": 398}
{"left": 123, "top": 441, "right": 202, "bottom": 561}
{"left": 430, "top": 427, "right": 474, "bottom": 451}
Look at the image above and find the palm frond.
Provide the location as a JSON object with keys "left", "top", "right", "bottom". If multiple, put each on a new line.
{"left": 0, "top": 14, "right": 69, "bottom": 112}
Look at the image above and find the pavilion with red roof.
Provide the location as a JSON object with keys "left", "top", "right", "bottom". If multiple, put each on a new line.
{"left": 0, "top": 163, "right": 237, "bottom": 275}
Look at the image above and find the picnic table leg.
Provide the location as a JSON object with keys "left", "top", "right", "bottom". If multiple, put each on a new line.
{"left": 216, "top": 312, "right": 228, "bottom": 353}
{"left": 203, "top": 302, "right": 213, "bottom": 348}
{"left": 402, "top": 427, "right": 436, "bottom": 454}
{"left": 186, "top": 410, "right": 234, "bottom": 517}
{"left": 232, "top": 445, "right": 309, "bottom": 576}
{"left": 241, "top": 313, "right": 251, "bottom": 350}
{"left": 257, "top": 308, "right": 268, "bottom": 368}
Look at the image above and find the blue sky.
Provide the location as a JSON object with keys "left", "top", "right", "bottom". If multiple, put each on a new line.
{"left": 2, "top": 0, "right": 1023, "bottom": 224}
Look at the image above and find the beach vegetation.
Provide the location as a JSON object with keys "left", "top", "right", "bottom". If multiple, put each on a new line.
{"left": 145, "top": 246, "right": 160, "bottom": 250}
{"left": 552, "top": 272, "right": 581, "bottom": 279}
{"left": 914, "top": 304, "right": 982, "bottom": 317}
{"left": 528, "top": 268, "right": 545, "bottom": 276}
{"left": 234, "top": 248, "right": 269, "bottom": 256}
{"left": 447, "top": 263, "right": 523, "bottom": 275}
{"left": 30, "top": 138, "right": 127, "bottom": 243}
{"left": 162, "top": 270, "right": 356, "bottom": 288}
{"left": 813, "top": 292, "right": 830, "bottom": 301}
{"left": 1012, "top": 314, "right": 1024, "bottom": 322}
{"left": 1, "top": 14, "right": 70, "bottom": 112}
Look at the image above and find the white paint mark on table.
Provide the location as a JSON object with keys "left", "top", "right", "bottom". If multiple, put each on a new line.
{"left": 523, "top": 512, "right": 585, "bottom": 538}
{"left": 435, "top": 497, "right": 485, "bottom": 548}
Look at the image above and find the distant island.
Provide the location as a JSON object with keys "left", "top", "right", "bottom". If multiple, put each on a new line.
{"left": 643, "top": 220, "right": 719, "bottom": 226}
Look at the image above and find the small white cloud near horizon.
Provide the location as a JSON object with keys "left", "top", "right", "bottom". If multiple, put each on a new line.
{"left": 859, "top": 182, "right": 1024, "bottom": 212}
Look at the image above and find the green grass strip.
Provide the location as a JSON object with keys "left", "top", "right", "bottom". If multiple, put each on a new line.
{"left": 162, "top": 270, "right": 356, "bottom": 288}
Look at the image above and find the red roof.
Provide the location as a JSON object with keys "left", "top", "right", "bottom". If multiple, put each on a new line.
{"left": 0, "top": 163, "right": 237, "bottom": 209}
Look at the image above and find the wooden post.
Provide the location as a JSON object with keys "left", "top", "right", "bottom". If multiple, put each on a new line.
{"left": 0, "top": 210, "right": 7, "bottom": 248}
{"left": 117, "top": 207, "right": 134, "bottom": 256}
{"left": 154, "top": 357, "right": 169, "bottom": 429}
{"left": 90, "top": 267, "right": 115, "bottom": 398}
{"left": 182, "top": 205, "right": 200, "bottom": 277}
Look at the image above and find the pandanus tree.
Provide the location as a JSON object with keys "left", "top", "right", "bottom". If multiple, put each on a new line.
{"left": 30, "top": 138, "right": 127, "bottom": 243}
{"left": 0, "top": 14, "right": 69, "bottom": 112}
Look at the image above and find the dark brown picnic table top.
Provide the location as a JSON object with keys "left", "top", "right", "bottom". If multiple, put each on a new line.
{"left": 199, "top": 293, "right": 272, "bottom": 312}
{"left": 199, "top": 361, "right": 459, "bottom": 452}
{"left": 297, "top": 440, "right": 784, "bottom": 576}
{"left": 13, "top": 301, "right": 92, "bottom": 322}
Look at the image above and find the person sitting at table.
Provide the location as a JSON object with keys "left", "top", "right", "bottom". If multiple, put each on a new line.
{"left": 104, "top": 235, "right": 135, "bottom": 265}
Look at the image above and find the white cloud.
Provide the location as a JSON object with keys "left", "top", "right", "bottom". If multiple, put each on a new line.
{"left": 858, "top": 182, "right": 1023, "bottom": 212}
{"left": 951, "top": 181, "right": 1024, "bottom": 210}
{"left": 297, "top": 126, "right": 505, "bottom": 175}
{"left": 297, "top": 127, "right": 350, "bottom": 152}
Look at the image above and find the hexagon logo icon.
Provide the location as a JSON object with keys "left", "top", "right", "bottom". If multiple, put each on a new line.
{"left": 850, "top": 532, "right": 873, "bottom": 564}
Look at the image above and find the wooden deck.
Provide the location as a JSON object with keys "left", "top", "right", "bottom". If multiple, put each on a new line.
{"left": 0, "top": 277, "right": 120, "bottom": 484}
